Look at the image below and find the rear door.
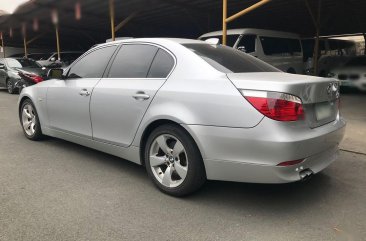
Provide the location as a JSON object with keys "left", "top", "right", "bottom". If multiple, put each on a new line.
{"left": 90, "top": 44, "right": 175, "bottom": 147}
{"left": 47, "top": 45, "right": 117, "bottom": 137}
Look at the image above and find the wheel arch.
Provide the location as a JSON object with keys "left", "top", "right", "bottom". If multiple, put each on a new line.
{"left": 138, "top": 119, "right": 205, "bottom": 171}
{"left": 18, "top": 96, "right": 32, "bottom": 113}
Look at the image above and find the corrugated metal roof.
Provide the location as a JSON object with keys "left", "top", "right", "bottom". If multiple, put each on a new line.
{"left": 0, "top": 0, "right": 365, "bottom": 49}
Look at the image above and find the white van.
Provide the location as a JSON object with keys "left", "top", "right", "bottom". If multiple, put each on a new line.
{"left": 199, "top": 28, "right": 304, "bottom": 74}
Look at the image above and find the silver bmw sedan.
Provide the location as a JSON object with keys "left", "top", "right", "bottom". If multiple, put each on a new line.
{"left": 18, "top": 38, "right": 346, "bottom": 196}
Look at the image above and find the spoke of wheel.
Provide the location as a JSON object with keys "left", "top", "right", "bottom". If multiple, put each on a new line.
{"left": 27, "top": 105, "right": 34, "bottom": 117}
{"left": 172, "top": 140, "right": 184, "bottom": 158}
{"left": 175, "top": 162, "right": 187, "bottom": 180}
{"left": 150, "top": 155, "right": 166, "bottom": 167}
{"left": 156, "top": 135, "right": 170, "bottom": 154}
{"left": 162, "top": 166, "right": 173, "bottom": 186}
{"left": 23, "top": 121, "right": 31, "bottom": 130}
{"left": 23, "top": 108, "right": 32, "bottom": 118}
{"left": 30, "top": 122, "right": 35, "bottom": 133}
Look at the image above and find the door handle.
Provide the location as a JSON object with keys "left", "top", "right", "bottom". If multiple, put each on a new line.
{"left": 132, "top": 92, "right": 150, "bottom": 100}
{"left": 79, "top": 89, "right": 90, "bottom": 97}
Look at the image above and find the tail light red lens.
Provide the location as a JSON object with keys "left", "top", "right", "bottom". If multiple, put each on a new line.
{"left": 277, "top": 159, "right": 304, "bottom": 166}
{"left": 19, "top": 72, "right": 44, "bottom": 83}
{"left": 241, "top": 90, "right": 305, "bottom": 121}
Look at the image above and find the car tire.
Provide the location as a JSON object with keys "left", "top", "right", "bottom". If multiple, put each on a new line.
{"left": 19, "top": 99, "right": 44, "bottom": 141}
{"left": 144, "top": 124, "right": 206, "bottom": 196}
{"left": 6, "top": 79, "right": 15, "bottom": 94}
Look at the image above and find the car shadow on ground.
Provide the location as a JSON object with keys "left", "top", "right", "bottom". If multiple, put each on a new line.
{"left": 31, "top": 132, "right": 335, "bottom": 213}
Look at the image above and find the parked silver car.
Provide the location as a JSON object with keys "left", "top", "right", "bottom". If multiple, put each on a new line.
{"left": 18, "top": 38, "right": 346, "bottom": 196}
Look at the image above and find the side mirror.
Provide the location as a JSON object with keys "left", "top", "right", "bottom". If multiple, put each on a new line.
{"left": 50, "top": 57, "right": 56, "bottom": 62}
{"left": 237, "top": 46, "right": 246, "bottom": 52}
{"left": 0, "top": 64, "right": 5, "bottom": 70}
{"left": 47, "top": 68, "right": 63, "bottom": 79}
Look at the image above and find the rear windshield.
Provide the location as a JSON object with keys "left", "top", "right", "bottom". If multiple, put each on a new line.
{"left": 28, "top": 53, "right": 51, "bottom": 60}
{"left": 183, "top": 43, "right": 279, "bottom": 73}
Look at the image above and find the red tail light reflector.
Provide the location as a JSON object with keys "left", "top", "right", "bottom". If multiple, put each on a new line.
{"left": 19, "top": 72, "right": 44, "bottom": 83}
{"left": 277, "top": 159, "right": 304, "bottom": 167}
{"left": 241, "top": 90, "right": 305, "bottom": 121}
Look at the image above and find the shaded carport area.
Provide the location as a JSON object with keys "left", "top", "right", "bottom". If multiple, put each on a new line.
{"left": 0, "top": 1, "right": 366, "bottom": 240}
{"left": 1, "top": 0, "right": 366, "bottom": 50}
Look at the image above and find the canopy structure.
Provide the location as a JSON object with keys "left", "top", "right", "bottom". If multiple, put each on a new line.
{"left": 0, "top": 0, "right": 365, "bottom": 50}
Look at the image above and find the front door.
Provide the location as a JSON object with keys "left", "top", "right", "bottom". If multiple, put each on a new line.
{"left": 90, "top": 44, "right": 175, "bottom": 147}
{"left": 47, "top": 45, "right": 117, "bottom": 138}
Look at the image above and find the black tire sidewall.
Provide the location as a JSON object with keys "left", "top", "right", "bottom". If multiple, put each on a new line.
{"left": 7, "top": 79, "right": 14, "bottom": 94}
{"left": 144, "top": 124, "right": 206, "bottom": 196}
{"left": 20, "top": 100, "right": 43, "bottom": 140}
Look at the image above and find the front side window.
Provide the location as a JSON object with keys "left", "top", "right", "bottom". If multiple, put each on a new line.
{"left": 183, "top": 43, "right": 279, "bottom": 73}
{"left": 67, "top": 46, "right": 116, "bottom": 79}
{"left": 225, "top": 35, "right": 240, "bottom": 47}
{"left": 201, "top": 34, "right": 239, "bottom": 47}
{"left": 237, "top": 35, "right": 256, "bottom": 53}
{"left": 260, "top": 37, "right": 302, "bottom": 56}
{"left": 147, "top": 49, "right": 175, "bottom": 78}
{"left": 6, "top": 58, "right": 41, "bottom": 68}
{"left": 108, "top": 44, "right": 158, "bottom": 78}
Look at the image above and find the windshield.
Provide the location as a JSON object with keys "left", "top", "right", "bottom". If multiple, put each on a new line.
{"left": 183, "top": 43, "right": 279, "bottom": 73}
{"left": 345, "top": 57, "right": 366, "bottom": 66}
{"left": 6, "top": 58, "right": 42, "bottom": 68}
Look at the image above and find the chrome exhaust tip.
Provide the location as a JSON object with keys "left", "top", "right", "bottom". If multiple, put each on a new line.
{"left": 299, "top": 169, "right": 314, "bottom": 182}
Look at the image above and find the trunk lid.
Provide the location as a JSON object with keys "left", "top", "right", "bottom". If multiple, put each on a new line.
{"left": 227, "top": 72, "right": 340, "bottom": 128}
{"left": 14, "top": 67, "right": 48, "bottom": 78}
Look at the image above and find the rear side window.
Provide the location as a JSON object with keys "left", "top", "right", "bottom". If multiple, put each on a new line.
{"left": 67, "top": 46, "right": 116, "bottom": 78}
{"left": 260, "top": 37, "right": 302, "bottom": 56}
{"left": 147, "top": 49, "right": 175, "bottom": 78}
{"left": 183, "top": 43, "right": 279, "bottom": 73}
{"left": 108, "top": 44, "right": 158, "bottom": 78}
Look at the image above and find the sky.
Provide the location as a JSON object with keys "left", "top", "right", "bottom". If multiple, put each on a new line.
{"left": 0, "top": 0, "right": 29, "bottom": 14}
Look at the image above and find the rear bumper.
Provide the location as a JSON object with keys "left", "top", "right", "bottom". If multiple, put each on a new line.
{"left": 183, "top": 115, "right": 346, "bottom": 183}
{"left": 201, "top": 146, "right": 339, "bottom": 183}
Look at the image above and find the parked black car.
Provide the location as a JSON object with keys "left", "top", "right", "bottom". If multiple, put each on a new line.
{"left": 0, "top": 58, "right": 47, "bottom": 94}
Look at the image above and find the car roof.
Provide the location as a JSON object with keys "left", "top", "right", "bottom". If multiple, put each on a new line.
{"left": 96, "top": 38, "right": 206, "bottom": 48}
{"left": 199, "top": 28, "right": 300, "bottom": 39}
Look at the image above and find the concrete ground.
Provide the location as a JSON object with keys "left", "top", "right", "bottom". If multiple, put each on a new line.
{"left": 0, "top": 88, "right": 365, "bottom": 241}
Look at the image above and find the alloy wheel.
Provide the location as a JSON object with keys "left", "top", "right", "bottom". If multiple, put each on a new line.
{"left": 7, "top": 80, "right": 13, "bottom": 94}
{"left": 21, "top": 104, "right": 37, "bottom": 136}
{"left": 149, "top": 134, "right": 188, "bottom": 188}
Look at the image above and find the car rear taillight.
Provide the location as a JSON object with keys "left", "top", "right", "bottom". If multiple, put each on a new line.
{"left": 19, "top": 72, "right": 44, "bottom": 83}
{"left": 240, "top": 90, "right": 305, "bottom": 121}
